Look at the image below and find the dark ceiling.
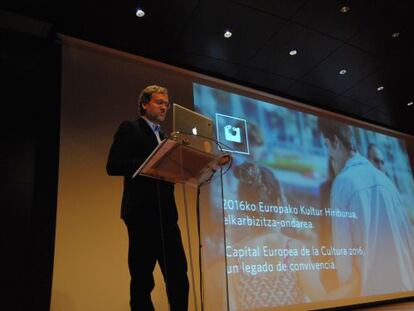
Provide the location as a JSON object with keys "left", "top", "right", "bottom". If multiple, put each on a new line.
{"left": 2, "top": 0, "right": 414, "bottom": 135}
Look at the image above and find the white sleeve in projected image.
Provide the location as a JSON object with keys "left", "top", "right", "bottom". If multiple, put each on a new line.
{"left": 331, "top": 153, "right": 414, "bottom": 296}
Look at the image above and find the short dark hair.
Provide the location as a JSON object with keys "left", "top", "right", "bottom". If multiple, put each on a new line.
{"left": 138, "top": 85, "right": 168, "bottom": 115}
{"left": 317, "top": 117, "right": 356, "bottom": 151}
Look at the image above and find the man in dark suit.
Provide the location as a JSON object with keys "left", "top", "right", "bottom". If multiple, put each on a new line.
{"left": 106, "top": 85, "right": 189, "bottom": 310}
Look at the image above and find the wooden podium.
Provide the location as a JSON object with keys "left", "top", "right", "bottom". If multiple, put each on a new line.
{"left": 133, "top": 132, "right": 230, "bottom": 186}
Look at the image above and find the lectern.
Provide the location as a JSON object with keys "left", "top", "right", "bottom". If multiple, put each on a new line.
{"left": 133, "top": 132, "right": 230, "bottom": 186}
{"left": 133, "top": 131, "right": 231, "bottom": 311}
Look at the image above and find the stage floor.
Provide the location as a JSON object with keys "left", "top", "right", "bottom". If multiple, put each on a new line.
{"left": 355, "top": 300, "right": 414, "bottom": 310}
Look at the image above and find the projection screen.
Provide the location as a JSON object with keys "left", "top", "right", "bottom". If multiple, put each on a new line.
{"left": 193, "top": 83, "right": 414, "bottom": 310}
{"left": 56, "top": 37, "right": 414, "bottom": 311}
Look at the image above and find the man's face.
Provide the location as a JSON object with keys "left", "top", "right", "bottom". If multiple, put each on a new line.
{"left": 142, "top": 92, "right": 169, "bottom": 123}
{"left": 324, "top": 136, "right": 347, "bottom": 175}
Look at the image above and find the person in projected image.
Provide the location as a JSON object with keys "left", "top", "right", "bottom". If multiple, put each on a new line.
{"left": 233, "top": 121, "right": 318, "bottom": 253}
{"left": 106, "top": 85, "right": 189, "bottom": 311}
{"left": 367, "top": 143, "right": 388, "bottom": 175}
{"left": 367, "top": 143, "right": 414, "bottom": 226}
{"left": 228, "top": 161, "right": 353, "bottom": 309}
{"left": 317, "top": 118, "right": 414, "bottom": 296}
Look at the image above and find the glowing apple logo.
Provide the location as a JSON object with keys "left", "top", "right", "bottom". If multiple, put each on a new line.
{"left": 192, "top": 127, "right": 198, "bottom": 135}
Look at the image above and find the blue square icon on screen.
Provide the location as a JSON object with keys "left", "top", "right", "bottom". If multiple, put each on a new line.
{"left": 215, "top": 113, "right": 249, "bottom": 155}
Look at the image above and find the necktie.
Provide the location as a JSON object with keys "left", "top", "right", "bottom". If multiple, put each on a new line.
{"left": 153, "top": 124, "right": 161, "bottom": 144}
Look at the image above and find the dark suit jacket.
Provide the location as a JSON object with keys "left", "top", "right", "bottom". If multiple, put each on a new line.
{"left": 106, "top": 118, "right": 177, "bottom": 224}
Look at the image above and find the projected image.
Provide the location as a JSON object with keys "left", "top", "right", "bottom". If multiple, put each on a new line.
{"left": 193, "top": 83, "right": 414, "bottom": 310}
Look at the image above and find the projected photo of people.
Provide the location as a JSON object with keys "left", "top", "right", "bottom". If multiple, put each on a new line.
{"left": 317, "top": 117, "right": 414, "bottom": 296}
{"left": 193, "top": 83, "right": 414, "bottom": 310}
{"left": 227, "top": 161, "right": 334, "bottom": 309}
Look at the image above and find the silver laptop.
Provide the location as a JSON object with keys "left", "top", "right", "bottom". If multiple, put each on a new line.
{"left": 172, "top": 103, "right": 214, "bottom": 153}
{"left": 173, "top": 103, "right": 213, "bottom": 137}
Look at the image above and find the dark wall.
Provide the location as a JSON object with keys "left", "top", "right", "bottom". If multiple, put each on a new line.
{"left": 0, "top": 19, "right": 60, "bottom": 310}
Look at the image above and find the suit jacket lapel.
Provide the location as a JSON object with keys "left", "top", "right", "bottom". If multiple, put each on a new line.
{"left": 137, "top": 117, "right": 158, "bottom": 148}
